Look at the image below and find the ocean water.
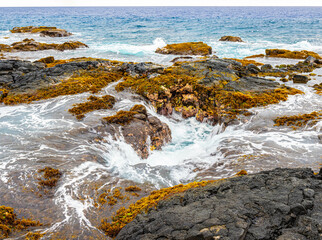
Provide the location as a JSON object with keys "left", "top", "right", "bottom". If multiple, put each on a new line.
{"left": 0, "top": 7, "right": 321, "bottom": 239}
{"left": 0, "top": 7, "right": 321, "bottom": 63}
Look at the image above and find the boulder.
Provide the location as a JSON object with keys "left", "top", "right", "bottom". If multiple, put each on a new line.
{"left": 304, "top": 56, "right": 316, "bottom": 64}
{"left": 99, "top": 105, "right": 171, "bottom": 159}
{"left": 246, "top": 63, "right": 260, "bottom": 74}
{"left": 219, "top": 36, "right": 244, "bottom": 42}
{"left": 292, "top": 75, "right": 309, "bottom": 84}
{"left": 116, "top": 168, "right": 322, "bottom": 240}
{"left": 155, "top": 42, "right": 212, "bottom": 56}
{"left": 260, "top": 64, "right": 273, "bottom": 72}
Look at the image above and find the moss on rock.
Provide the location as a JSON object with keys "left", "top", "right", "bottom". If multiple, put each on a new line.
{"left": 0, "top": 206, "right": 41, "bottom": 239}
{"left": 68, "top": 95, "right": 116, "bottom": 120}
{"left": 155, "top": 42, "right": 212, "bottom": 56}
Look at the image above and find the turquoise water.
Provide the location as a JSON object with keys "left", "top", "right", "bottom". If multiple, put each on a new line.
{"left": 0, "top": 7, "right": 321, "bottom": 62}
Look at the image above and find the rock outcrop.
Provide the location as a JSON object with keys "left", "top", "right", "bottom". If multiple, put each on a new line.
{"left": 219, "top": 36, "right": 244, "bottom": 42}
{"left": 116, "top": 168, "right": 322, "bottom": 240}
{"left": 265, "top": 49, "right": 321, "bottom": 59}
{"left": 156, "top": 42, "right": 212, "bottom": 56}
{"left": 0, "top": 38, "right": 88, "bottom": 52}
{"left": 10, "top": 26, "right": 72, "bottom": 37}
{"left": 0, "top": 59, "right": 103, "bottom": 91}
{"left": 98, "top": 105, "right": 171, "bottom": 159}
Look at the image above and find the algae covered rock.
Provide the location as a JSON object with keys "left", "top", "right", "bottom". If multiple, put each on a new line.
{"left": 115, "top": 168, "right": 322, "bottom": 240}
{"left": 0, "top": 39, "right": 88, "bottom": 52}
{"left": 10, "top": 26, "right": 72, "bottom": 37}
{"left": 155, "top": 42, "right": 212, "bottom": 56}
{"left": 219, "top": 35, "right": 244, "bottom": 42}
{"left": 99, "top": 105, "right": 171, "bottom": 159}
{"left": 265, "top": 49, "right": 321, "bottom": 59}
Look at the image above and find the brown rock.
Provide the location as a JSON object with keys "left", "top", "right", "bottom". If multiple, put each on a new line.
{"left": 100, "top": 105, "right": 171, "bottom": 159}
{"left": 219, "top": 36, "right": 244, "bottom": 42}
{"left": 155, "top": 42, "right": 212, "bottom": 56}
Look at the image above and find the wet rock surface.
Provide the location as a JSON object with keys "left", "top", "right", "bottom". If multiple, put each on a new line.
{"left": 0, "top": 59, "right": 105, "bottom": 91}
{"left": 116, "top": 168, "right": 322, "bottom": 240}
{"left": 97, "top": 105, "right": 172, "bottom": 159}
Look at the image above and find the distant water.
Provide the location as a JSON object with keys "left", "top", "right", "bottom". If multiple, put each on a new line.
{"left": 0, "top": 7, "right": 321, "bottom": 63}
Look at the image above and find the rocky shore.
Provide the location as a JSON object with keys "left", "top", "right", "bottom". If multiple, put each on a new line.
{"left": 0, "top": 40, "right": 321, "bottom": 239}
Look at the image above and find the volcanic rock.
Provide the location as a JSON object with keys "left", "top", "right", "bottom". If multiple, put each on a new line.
{"left": 116, "top": 168, "right": 322, "bottom": 240}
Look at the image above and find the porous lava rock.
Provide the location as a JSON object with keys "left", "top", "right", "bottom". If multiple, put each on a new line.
{"left": 116, "top": 168, "right": 322, "bottom": 240}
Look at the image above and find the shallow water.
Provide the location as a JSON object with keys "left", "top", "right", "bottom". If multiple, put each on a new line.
{"left": 0, "top": 6, "right": 321, "bottom": 239}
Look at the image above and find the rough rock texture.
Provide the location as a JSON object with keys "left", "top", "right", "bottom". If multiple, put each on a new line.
{"left": 155, "top": 42, "right": 212, "bottom": 56}
{"left": 0, "top": 38, "right": 88, "bottom": 52}
{"left": 293, "top": 75, "right": 309, "bottom": 84}
{"left": 98, "top": 105, "right": 171, "bottom": 159}
{"left": 265, "top": 49, "right": 321, "bottom": 59}
{"left": 116, "top": 168, "right": 322, "bottom": 240}
{"left": 219, "top": 36, "right": 244, "bottom": 42}
{"left": 0, "top": 59, "right": 103, "bottom": 91}
{"left": 10, "top": 26, "right": 72, "bottom": 37}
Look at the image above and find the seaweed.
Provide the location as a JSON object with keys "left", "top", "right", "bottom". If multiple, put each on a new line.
{"left": 68, "top": 95, "right": 116, "bottom": 120}
{"left": 0, "top": 206, "right": 41, "bottom": 239}
{"left": 99, "top": 181, "right": 213, "bottom": 238}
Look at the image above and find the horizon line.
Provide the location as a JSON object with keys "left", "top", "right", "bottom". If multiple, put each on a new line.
{"left": 0, "top": 5, "right": 321, "bottom": 7}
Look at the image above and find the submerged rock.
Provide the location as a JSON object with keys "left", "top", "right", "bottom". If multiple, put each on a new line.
{"left": 98, "top": 105, "right": 171, "bottom": 159}
{"left": 116, "top": 168, "right": 322, "bottom": 240}
{"left": 155, "top": 42, "right": 212, "bottom": 56}
{"left": 10, "top": 26, "right": 72, "bottom": 37}
{"left": 219, "top": 36, "right": 244, "bottom": 42}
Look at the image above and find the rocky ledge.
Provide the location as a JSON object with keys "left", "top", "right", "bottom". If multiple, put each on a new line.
{"left": 0, "top": 38, "right": 88, "bottom": 52}
{"left": 156, "top": 42, "right": 212, "bottom": 56}
{"left": 116, "top": 168, "right": 322, "bottom": 240}
{"left": 10, "top": 26, "right": 72, "bottom": 37}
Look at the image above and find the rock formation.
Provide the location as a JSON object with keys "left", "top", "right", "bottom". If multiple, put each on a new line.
{"left": 219, "top": 36, "right": 244, "bottom": 42}
{"left": 116, "top": 168, "right": 322, "bottom": 240}
{"left": 156, "top": 42, "right": 212, "bottom": 56}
